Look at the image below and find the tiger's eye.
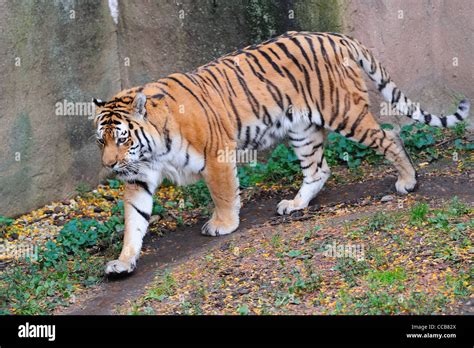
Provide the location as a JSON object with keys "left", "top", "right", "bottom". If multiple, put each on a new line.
{"left": 117, "top": 137, "right": 128, "bottom": 145}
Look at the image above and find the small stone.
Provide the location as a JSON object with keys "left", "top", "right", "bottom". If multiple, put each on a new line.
{"left": 149, "top": 215, "right": 162, "bottom": 224}
{"left": 296, "top": 254, "right": 312, "bottom": 260}
{"left": 237, "top": 288, "right": 250, "bottom": 295}
{"left": 381, "top": 195, "right": 394, "bottom": 202}
{"left": 9, "top": 232, "right": 19, "bottom": 240}
{"left": 220, "top": 242, "right": 231, "bottom": 251}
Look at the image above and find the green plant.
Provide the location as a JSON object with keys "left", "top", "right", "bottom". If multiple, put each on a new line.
{"left": 410, "top": 203, "right": 429, "bottom": 224}
{"left": 452, "top": 121, "right": 467, "bottom": 138}
{"left": 0, "top": 216, "right": 14, "bottom": 227}
{"left": 152, "top": 198, "right": 166, "bottom": 216}
{"left": 274, "top": 266, "right": 321, "bottom": 308}
{"left": 325, "top": 132, "right": 380, "bottom": 168}
{"left": 400, "top": 123, "right": 441, "bottom": 161}
{"left": 181, "top": 180, "right": 212, "bottom": 207}
{"left": 366, "top": 268, "right": 406, "bottom": 286}
{"left": 270, "top": 233, "right": 282, "bottom": 249}
{"left": 428, "top": 212, "right": 450, "bottom": 230}
{"left": 366, "top": 212, "right": 393, "bottom": 233}
{"left": 111, "top": 200, "right": 124, "bottom": 215}
{"left": 286, "top": 250, "right": 302, "bottom": 258}
{"left": 237, "top": 304, "right": 250, "bottom": 315}
{"left": 0, "top": 202, "right": 125, "bottom": 314}
{"left": 453, "top": 138, "right": 474, "bottom": 151}
{"left": 445, "top": 272, "right": 470, "bottom": 297}
{"left": 335, "top": 257, "right": 369, "bottom": 286}
{"left": 447, "top": 197, "right": 468, "bottom": 217}
{"left": 238, "top": 144, "right": 302, "bottom": 188}
{"left": 366, "top": 247, "right": 390, "bottom": 268}
{"left": 144, "top": 270, "right": 176, "bottom": 302}
{"left": 107, "top": 179, "right": 122, "bottom": 189}
{"left": 263, "top": 144, "right": 301, "bottom": 182}
{"left": 238, "top": 163, "right": 266, "bottom": 188}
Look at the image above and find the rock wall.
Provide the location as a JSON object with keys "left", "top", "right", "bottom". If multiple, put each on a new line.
{"left": 0, "top": 0, "right": 120, "bottom": 217}
{"left": 0, "top": 0, "right": 471, "bottom": 217}
{"left": 342, "top": 0, "right": 473, "bottom": 127}
{"left": 115, "top": 0, "right": 344, "bottom": 88}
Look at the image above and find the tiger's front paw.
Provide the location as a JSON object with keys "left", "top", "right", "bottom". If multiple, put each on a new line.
{"left": 105, "top": 259, "right": 136, "bottom": 275}
{"left": 395, "top": 176, "right": 417, "bottom": 194}
{"left": 201, "top": 215, "right": 239, "bottom": 237}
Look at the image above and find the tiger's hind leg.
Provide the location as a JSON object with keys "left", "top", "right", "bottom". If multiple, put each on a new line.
{"left": 343, "top": 111, "right": 417, "bottom": 194}
{"left": 277, "top": 124, "right": 330, "bottom": 215}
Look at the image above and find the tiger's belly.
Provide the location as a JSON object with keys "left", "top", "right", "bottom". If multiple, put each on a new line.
{"left": 236, "top": 112, "right": 308, "bottom": 151}
{"left": 160, "top": 164, "right": 201, "bottom": 186}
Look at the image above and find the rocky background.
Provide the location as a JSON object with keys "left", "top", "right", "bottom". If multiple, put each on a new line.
{"left": 0, "top": 0, "right": 472, "bottom": 217}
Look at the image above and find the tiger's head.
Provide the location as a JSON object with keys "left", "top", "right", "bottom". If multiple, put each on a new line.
{"left": 93, "top": 93, "right": 155, "bottom": 177}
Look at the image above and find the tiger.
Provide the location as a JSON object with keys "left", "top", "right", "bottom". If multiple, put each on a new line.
{"left": 93, "top": 31, "right": 470, "bottom": 275}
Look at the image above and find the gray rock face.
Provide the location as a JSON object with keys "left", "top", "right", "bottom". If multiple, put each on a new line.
{"left": 116, "top": 1, "right": 253, "bottom": 87}
{"left": 0, "top": 1, "right": 120, "bottom": 216}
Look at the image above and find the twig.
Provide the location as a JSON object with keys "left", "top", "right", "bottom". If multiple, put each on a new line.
{"left": 434, "top": 137, "right": 457, "bottom": 148}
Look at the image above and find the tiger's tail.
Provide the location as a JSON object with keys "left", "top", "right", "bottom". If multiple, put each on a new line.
{"left": 347, "top": 37, "right": 470, "bottom": 128}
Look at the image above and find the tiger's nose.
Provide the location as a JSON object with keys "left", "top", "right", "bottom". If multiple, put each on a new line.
{"left": 103, "top": 160, "right": 118, "bottom": 169}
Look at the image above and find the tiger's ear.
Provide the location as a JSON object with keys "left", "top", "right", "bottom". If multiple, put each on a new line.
{"left": 132, "top": 93, "right": 147, "bottom": 119}
{"left": 93, "top": 98, "right": 106, "bottom": 107}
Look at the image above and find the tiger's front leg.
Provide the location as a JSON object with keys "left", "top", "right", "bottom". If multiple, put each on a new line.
{"left": 201, "top": 158, "right": 240, "bottom": 237}
{"left": 105, "top": 181, "right": 155, "bottom": 275}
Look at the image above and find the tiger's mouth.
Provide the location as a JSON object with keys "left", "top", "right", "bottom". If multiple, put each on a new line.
{"left": 111, "top": 162, "right": 140, "bottom": 176}
{"left": 113, "top": 167, "right": 126, "bottom": 174}
{"left": 112, "top": 168, "right": 132, "bottom": 180}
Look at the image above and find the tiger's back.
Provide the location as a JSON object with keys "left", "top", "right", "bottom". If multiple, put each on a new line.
{"left": 145, "top": 32, "right": 371, "bottom": 154}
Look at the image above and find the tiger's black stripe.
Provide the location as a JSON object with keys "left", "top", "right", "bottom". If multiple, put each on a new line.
{"left": 127, "top": 180, "right": 153, "bottom": 196}
{"left": 131, "top": 203, "right": 151, "bottom": 222}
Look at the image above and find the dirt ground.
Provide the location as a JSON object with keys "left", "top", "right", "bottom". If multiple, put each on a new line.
{"left": 59, "top": 160, "right": 473, "bottom": 315}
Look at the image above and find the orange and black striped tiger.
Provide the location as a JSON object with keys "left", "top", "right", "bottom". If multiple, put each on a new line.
{"left": 93, "top": 31, "right": 470, "bottom": 274}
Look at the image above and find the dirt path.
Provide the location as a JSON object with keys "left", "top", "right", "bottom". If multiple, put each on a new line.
{"left": 61, "top": 172, "right": 473, "bottom": 315}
